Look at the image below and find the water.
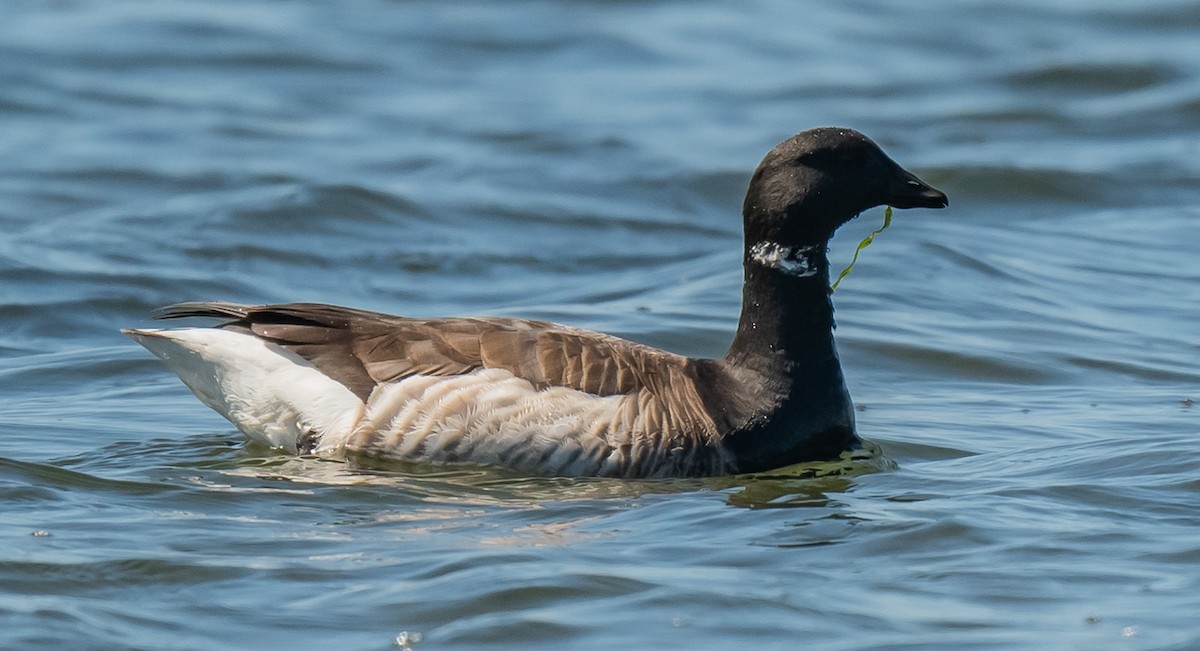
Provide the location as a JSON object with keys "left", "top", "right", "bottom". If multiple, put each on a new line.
{"left": 2, "top": 1, "right": 1198, "bottom": 648}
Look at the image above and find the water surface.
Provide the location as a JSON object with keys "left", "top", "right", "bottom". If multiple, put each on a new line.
{"left": 2, "top": 1, "right": 1199, "bottom": 649}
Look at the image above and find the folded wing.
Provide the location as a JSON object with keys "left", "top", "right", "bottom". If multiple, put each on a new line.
{"left": 155, "top": 301, "right": 692, "bottom": 401}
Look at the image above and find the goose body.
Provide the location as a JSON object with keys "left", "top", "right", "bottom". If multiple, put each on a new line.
{"left": 125, "top": 127, "right": 947, "bottom": 478}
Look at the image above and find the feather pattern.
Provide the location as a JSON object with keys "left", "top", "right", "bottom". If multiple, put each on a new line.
{"left": 136, "top": 302, "right": 727, "bottom": 477}
{"left": 126, "top": 127, "right": 948, "bottom": 477}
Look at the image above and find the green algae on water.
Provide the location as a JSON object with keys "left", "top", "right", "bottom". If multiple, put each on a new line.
{"left": 830, "top": 205, "right": 893, "bottom": 292}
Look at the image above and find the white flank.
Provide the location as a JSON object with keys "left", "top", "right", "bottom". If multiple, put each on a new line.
{"left": 343, "top": 368, "right": 634, "bottom": 475}
{"left": 128, "top": 330, "right": 704, "bottom": 476}
{"left": 123, "top": 328, "right": 363, "bottom": 451}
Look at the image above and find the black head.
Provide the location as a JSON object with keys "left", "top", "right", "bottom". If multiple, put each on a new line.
{"left": 742, "top": 127, "right": 947, "bottom": 246}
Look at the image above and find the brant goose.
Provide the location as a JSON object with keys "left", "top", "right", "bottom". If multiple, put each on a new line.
{"left": 125, "top": 128, "right": 947, "bottom": 478}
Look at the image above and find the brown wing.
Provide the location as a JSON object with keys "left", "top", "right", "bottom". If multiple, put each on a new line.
{"left": 154, "top": 301, "right": 691, "bottom": 401}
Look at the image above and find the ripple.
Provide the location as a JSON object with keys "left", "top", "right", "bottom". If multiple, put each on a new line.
{"left": 1003, "top": 61, "right": 1181, "bottom": 93}
{"left": 0, "top": 558, "right": 250, "bottom": 594}
{"left": 4, "top": 0, "right": 1200, "bottom": 649}
{"left": 929, "top": 164, "right": 1140, "bottom": 207}
{"left": 0, "top": 456, "right": 175, "bottom": 497}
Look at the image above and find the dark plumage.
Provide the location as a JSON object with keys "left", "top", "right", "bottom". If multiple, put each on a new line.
{"left": 126, "top": 127, "right": 947, "bottom": 477}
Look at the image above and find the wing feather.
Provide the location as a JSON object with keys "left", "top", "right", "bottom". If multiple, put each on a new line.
{"left": 154, "top": 302, "right": 694, "bottom": 405}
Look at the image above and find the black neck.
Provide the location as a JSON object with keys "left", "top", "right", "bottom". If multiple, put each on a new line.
{"left": 716, "top": 240, "right": 858, "bottom": 472}
{"left": 725, "top": 241, "right": 837, "bottom": 374}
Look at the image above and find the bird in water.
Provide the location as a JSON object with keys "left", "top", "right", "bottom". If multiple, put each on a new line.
{"left": 125, "top": 127, "right": 947, "bottom": 478}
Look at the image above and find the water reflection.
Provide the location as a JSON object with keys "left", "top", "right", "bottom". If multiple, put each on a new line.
{"left": 211, "top": 437, "right": 893, "bottom": 510}
{"left": 715, "top": 442, "right": 894, "bottom": 509}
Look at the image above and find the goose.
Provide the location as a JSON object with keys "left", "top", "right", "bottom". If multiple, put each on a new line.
{"left": 124, "top": 127, "right": 947, "bottom": 478}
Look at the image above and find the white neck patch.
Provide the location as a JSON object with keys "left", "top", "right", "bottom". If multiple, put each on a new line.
{"left": 748, "top": 241, "right": 821, "bottom": 278}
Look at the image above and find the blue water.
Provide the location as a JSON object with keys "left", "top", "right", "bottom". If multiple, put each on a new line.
{"left": 3, "top": 1, "right": 1199, "bottom": 649}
